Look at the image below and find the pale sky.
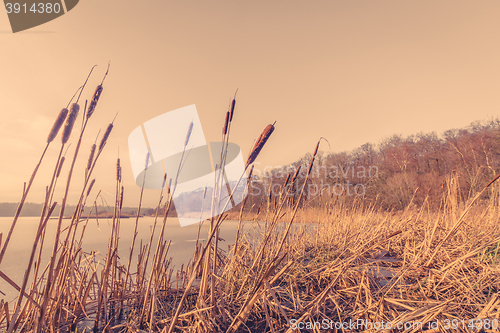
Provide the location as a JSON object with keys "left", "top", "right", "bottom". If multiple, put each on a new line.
{"left": 1, "top": 1, "right": 500, "bottom": 208}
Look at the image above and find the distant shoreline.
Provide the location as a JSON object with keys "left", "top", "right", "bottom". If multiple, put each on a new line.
{"left": 0, "top": 202, "right": 156, "bottom": 218}
{"left": 53, "top": 214, "right": 146, "bottom": 219}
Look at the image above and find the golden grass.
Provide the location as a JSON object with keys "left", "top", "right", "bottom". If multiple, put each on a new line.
{"left": 2, "top": 72, "right": 500, "bottom": 332}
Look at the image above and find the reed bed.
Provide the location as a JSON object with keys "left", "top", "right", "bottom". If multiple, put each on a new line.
{"left": 2, "top": 72, "right": 500, "bottom": 332}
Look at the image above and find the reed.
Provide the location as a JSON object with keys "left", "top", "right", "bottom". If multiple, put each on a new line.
{"left": 61, "top": 103, "right": 79, "bottom": 144}
{"left": 223, "top": 111, "right": 230, "bottom": 135}
{"left": 246, "top": 122, "right": 275, "bottom": 167}
{"left": 230, "top": 96, "right": 236, "bottom": 121}
{"left": 86, "top": 144, "right": 96, "bottom": 172}
{"left": 185, "top": 121, "right": 193, "bottom": 147}
{"left": 99, "top": 123, "right": 113, "bottom": 151}
{"left": 87, "top": 63, "right": 109, "bottom": 120}
{"left": 4, "top": 84, "right": 500, "bottom": 333}
{"left": 47, "top": 108, "right": 68, "bottom": 143}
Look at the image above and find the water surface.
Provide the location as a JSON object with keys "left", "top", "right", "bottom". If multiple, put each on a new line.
{"left": 0, "top": 217, "right": 249, "bottom": 301}
{"left": 0, "top": 216, "right": 317, "bottom": 302}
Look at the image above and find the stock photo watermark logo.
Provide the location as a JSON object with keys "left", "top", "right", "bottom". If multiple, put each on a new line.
{"left": 4, "top": 0, "right": 78, "bottom": 33}
{"left": 128, "top": 105, "right": 248, "bottom": 227}
{"left": 249, "top": 163, "right": 379, "bottom": 199}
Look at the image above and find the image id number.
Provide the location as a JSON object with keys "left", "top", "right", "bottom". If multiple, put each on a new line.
{"left": 5, "top": 3, "right": 61, "bottom": 14}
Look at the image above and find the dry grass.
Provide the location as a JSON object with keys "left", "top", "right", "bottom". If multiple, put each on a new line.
{"left": 2, "top": 72, "right": 500, "bottom": 332}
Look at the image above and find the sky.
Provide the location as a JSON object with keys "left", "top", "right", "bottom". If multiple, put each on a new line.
{"left": 1, "top": 0, "right": 500, "bottom": 208}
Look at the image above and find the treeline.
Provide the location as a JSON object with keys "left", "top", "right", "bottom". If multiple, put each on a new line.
{"left": 244, "top": 118, "right": 500, "bottom": 211}
{"left": 5, "top": 118, "right": 500, "bottom": 216}
{"left": 0, "top": 202, "right": 143, "bottom": 217}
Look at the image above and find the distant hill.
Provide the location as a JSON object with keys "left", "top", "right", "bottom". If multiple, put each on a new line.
{"left": 0, "top": 202, "right": 154, "bottom": 217}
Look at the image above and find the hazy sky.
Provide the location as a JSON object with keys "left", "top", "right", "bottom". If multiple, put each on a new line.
{"left": 1, "top": 1, "right": 500, "bottom": 208}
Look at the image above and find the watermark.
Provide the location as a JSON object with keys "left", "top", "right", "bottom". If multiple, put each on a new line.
{"left": 250, "top": 179, "right": 366, "bottom": 199}
{"left": 290, "top": 319, "right": 423, "bottom": 331}
{"left": 249, "top": 163, "right": 378, "bottom": 199}
{"left": 4, "top": 0, "right": 79, "bottom": 33}
{"left": 289, "top": 318, "right": 499, "bottom": 331}
{"left": 252, "top": 163, "right": 379, "bottom": 180}
{"left": 128, "top": 105, "right": 248, "bottom": 227}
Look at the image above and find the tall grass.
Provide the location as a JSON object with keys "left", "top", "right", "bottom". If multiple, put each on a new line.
{"left": 2, "top": 73, "right": 500, "bottom": 332}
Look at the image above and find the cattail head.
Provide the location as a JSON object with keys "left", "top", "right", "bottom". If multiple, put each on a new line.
{"left": 313, "top": 141, "right": 320, "bottom": 157}
{"left": 246, "top": 123, "right": 275, "bottom": 167}
{"left": 162, "top": 173, "right": 167, "bottom": 189}
{"left": 185, "top": 122, "right": 193, "bottom": 147}
{"left": 99, "top": 123, "right": 113, "bottom": 151}
{"left": 230, "top": 98, "right": 236, "bottom": 122}
{"left": 307, "top": 157, "right": 315, "bottom": 175}
{"left": 283, "top": 173, "right": 291, "bottom": 187}
{"left": 56, "top": 157, "right": 65, "bottom": 178}
{"left": 119, "top": 186, "right": 124, "bottom": 209}
{"left": 87, "top": 85, "right": 103, "bottom": 119}
{"left": 292, "top": 166, "right": 301, "bottom": 183}
{"left": 308, "top": 139, "right": 323, "bottom": 175}
{"left": 145, "top": 152, "right": 150, "bottom": 170}
{"left": 223, "top": 111, "right": 230, "bottom": 135}
{"left": 62, "top": 103, "right": 79, "bottom": 144}
{"left": 86, "top": 144, "right": 96, "bottom": 171}
{"left": 47, "top": 108, "right": 68, "bottom": 143}
{"left": 268, "top": 179, "right": 273, "bottom": 201}
{"left": 87, "top": 179, "right": 96, "bottom": 197}
{"left": 230, "top": 89, "right": 237, "bottom": 122}
{"left": 248, "top": 164, "right": 254, "bottom": 181}
{"left": 116, "top": 158, "right": 121, "bottom": 182}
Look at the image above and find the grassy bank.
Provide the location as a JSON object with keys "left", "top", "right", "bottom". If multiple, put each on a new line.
{"left": 1, "top": 70, "right": 500, "bottom": 332}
